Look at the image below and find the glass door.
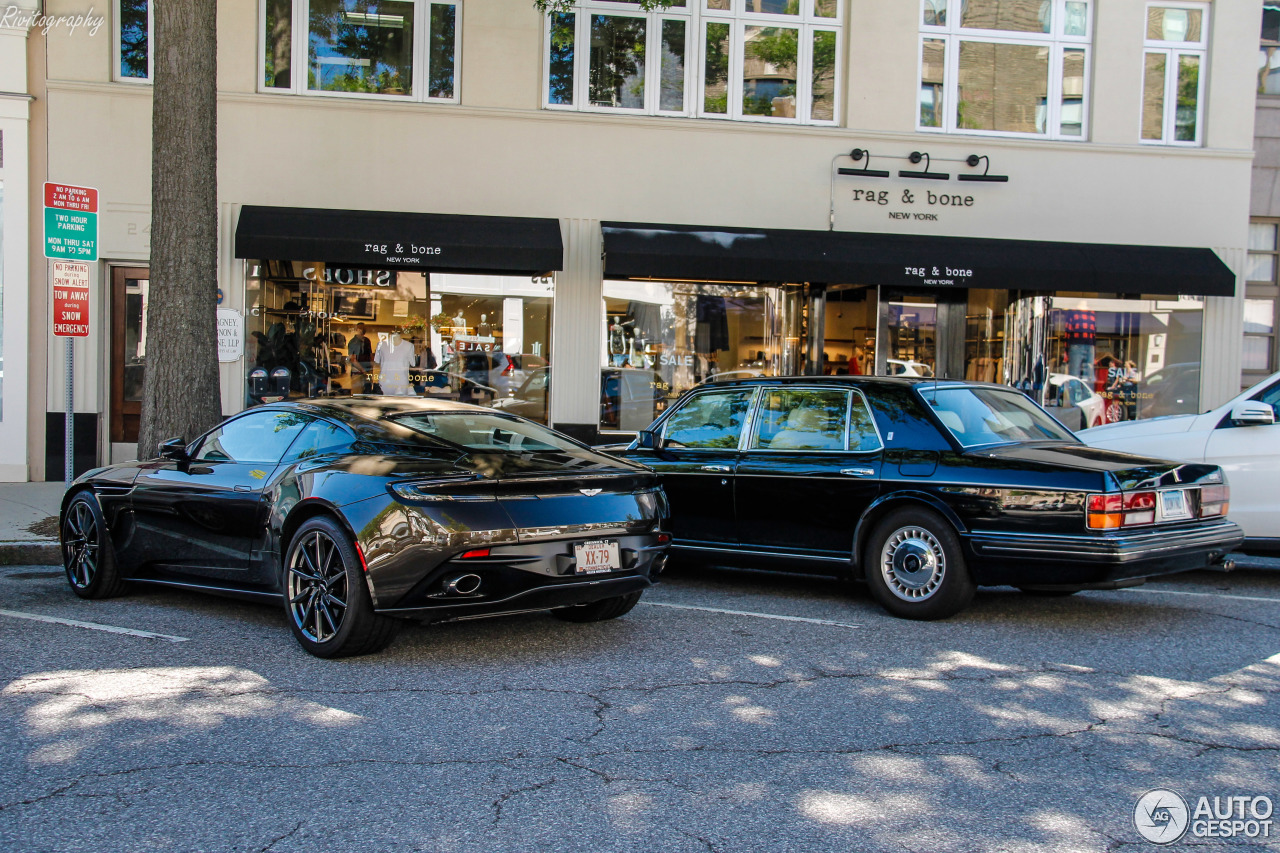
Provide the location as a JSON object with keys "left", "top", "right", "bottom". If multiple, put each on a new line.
{"left": 875, "top": 289, "right": 967, "bottom": 380}
{"left": 110, "top": 267, "right": 150, "bottom": 444}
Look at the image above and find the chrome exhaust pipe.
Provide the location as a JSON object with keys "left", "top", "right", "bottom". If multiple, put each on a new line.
{"left": 444, "top": 573, "right": 482, "bottom": 596}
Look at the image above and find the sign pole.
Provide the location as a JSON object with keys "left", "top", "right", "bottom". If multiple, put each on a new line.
{"left": 65, "top": 338, "right": 74, "bottom": 487}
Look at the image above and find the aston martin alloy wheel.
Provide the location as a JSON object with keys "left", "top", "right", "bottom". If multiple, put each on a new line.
{"left": 283, "top": 516, "right": 398, "bottom": 658}
{"left": 61, "top": 492, "right": 126, "bottom": 599}
{"left": 864, "top": 507, "right": 974, "bottom": 620}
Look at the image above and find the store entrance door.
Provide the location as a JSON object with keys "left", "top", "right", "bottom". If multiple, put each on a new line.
{"left": 875, "top": 289, "right": 967, "bottom": 380}
{"left": 109, "top": 267, "right": 150, "bottom": 453}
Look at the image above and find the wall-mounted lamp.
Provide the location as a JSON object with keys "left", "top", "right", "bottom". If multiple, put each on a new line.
{"left": 898, "top": 152, "right": 950, "bottom": 180}
{"left": 837, "top": 148, "right": 890, "bottom": 178}
{"left": 958, "top": 154, "right": 1009, "bottom": 183}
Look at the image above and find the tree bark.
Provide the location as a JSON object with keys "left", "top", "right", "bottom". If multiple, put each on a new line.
{"left": 137, "top": 0, "right": 222, "bottom": 460}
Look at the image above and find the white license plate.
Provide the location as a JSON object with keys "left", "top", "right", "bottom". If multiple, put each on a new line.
{"left": 1160, "top": 489, "right": 1191, "bottom": 520}
{"left": 574, "top": 540, "right": 621, "bottom": 574}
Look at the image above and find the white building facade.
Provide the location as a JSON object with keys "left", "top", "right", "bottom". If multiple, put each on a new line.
{"left": 11, "top": 0, "right": 1261, "bottom": 479}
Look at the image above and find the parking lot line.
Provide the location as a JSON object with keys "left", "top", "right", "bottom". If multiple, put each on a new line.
{"left": 1119, "top": 588, "right": 1280, "bottom": 605}
{"left": 0, "top": 609, "right": 190, "bottom": 641}
{"left": 643, "top": 601, "right": 860, "bottom": 629}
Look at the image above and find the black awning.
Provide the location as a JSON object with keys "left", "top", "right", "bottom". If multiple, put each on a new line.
{"left": 600, "top": 222, "right": 1235, "bottom": 297}
{"left": 235, "top": 206, "right": 563, "bottom": 275}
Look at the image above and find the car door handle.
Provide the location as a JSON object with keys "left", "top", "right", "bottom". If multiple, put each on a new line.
{"left": 233, "top": 485, "right": 253, "bottom": 492}
{"left": 700, "top": 465, "right": 732, "bottom": 473}
{"left": 840, "top": 468, "right": 876, "bottom": 477}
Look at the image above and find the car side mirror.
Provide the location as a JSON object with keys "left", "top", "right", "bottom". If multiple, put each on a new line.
{"left": 1231, "top": 401, "right": 1276, "bottom": 427}
{"left": 159, "top": 437, "right": 189, "bottom": 461}
{"left": 636, "top": 429, "right": 664, "bottom": 451}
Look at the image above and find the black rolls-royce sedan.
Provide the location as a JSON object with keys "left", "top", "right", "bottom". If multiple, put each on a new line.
{"left": 60, "top": 399, "right": 669, "bottom": 657}
{"left": 612, "top": 376, "right": 1242, "bottom": 620}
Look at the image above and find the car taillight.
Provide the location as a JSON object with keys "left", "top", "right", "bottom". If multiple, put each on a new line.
{"left": 1123, "top": 491, "right": 1157, "bottom": 526}
{"left": 460, "top": 548, "right": 491, "bottom": 559}
{"left": 1086, "top": 494, "right": 1122, "bottom": 529}
{"left": 1199, "top": 484, "right": 1229, "bottom": 518}
{"left": 1087, "top": 491, "right": 1158, "bottom": 529}
{"left": 502, "top": 356, "right": 514, "bottom": 376}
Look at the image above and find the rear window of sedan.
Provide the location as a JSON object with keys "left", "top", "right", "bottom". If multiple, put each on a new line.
{"left": 921, "top": 386, "right": 1077, "bottom": 448}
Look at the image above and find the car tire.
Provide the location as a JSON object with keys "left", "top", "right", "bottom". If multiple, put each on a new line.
{"left": 61, "top": 492, "right": 127, "bottom": 600}
{"left": 550, "top": 590, "right": 643, "bottom": 623}
{"left": 864, "top": 507, "right": 975, "bottom": 620}
{"left": 1017, "top": 587, "right": 1081, "bottom": 597}
{"left": 283, "top": 516, "right": 399, "bottom": 658}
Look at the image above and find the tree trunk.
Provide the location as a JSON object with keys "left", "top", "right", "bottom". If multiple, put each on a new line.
{"left": 137, "top": 0, "right": 222, "bottom": 460}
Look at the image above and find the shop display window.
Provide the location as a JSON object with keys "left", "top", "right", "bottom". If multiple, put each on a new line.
{"left": 244, "top": 262, "right": 553, "bottom": 420}
{"left": 600, "top": 280, "right": 814, "bottom": 432}
{"left": 820, "top": 286, "right": 877, "bottom": 377}
{"left": 1004, "top": 293, "right": 1204, "bottom": 428}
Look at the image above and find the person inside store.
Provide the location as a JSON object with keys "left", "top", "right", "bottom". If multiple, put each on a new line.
{"left": 347, "top": 323, "right": 374, "bottom": 380}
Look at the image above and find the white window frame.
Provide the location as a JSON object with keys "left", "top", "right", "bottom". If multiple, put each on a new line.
{"left": 1139, "top": 1, "right": 1208, "bottom": 147}
{"left": 114, "top": 0, "right": 154, "bottom": 84}
{"left": 917, "top": 0, "right": 1092, "bottom": 141}
{"left": 257, "top": 0, "right": 461, "bottom": 104}
{"left": 543, "top": 0, "right": 842, "bottom": 127}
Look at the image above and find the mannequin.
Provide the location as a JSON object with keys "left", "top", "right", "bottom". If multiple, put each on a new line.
{"left": 375, "top": 332, "right": 416, "bottom": 395}
{"left": 477, "top": 313, "right": 491, "bottom": 337}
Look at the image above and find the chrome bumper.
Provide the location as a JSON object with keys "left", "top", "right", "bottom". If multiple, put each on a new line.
{"left": 967, "top": 518, "right": 1244, "bottom": 565}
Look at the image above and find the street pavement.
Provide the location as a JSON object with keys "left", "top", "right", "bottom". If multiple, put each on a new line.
{"left": 1, "top": 561, "right": 1278, "bottom": 852}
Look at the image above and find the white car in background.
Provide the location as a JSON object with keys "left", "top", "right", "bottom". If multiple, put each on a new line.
{"left": 886, "top": 358, "right": 934, "bottom": 377}
{"left": 1047, "top": 372, "right": 1106, "bottom": 430}
{"left": 1080, "top": 371, "right": 1280, "bottom": 552}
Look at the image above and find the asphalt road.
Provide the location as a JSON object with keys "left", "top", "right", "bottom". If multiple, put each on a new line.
{"left": 1, "top": 563, "right": 1278, "bottom": 852}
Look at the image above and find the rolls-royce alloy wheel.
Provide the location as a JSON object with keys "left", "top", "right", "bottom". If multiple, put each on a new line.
{"left": 864, "top": 507, "right": 974, "bottom": 620}
{"left": 61, "top": 493, "right": 126, "bottom": 599}
{"left": 284, "top": 517, "right": 398, "bottom": 658}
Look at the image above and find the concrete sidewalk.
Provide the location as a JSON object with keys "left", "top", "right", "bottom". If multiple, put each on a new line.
{"left": 0, "top": 482, "right": 66, "bottom": 564}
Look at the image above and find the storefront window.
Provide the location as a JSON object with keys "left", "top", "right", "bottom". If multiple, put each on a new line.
{"left": 821, "top": 286, "right": 877, "bottom": 376}
{"left": 1005, "top": 293, "right": 1204, "bottom": 428}
{"left": 244, "top": 262, "right": 553, "bottom": 420}
{"left": 598, "top": 280, "right": 807, "bottom": 432}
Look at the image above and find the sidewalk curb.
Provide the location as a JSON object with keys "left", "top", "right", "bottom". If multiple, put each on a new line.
{"left": 0, "top": 541, "right": 61, "bottom": 566}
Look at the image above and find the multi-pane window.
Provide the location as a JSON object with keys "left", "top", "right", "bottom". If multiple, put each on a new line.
{"left": 918, "top": 0, "right": 1091, "bottom": 140}
{"left": 1261, "top": 3, "right": 1280, "bottom": 96}
{"left": 1141, "top": 3, "right": 1207, "bottom": 145}
{"left": 116, "top": 0, "right": 152, "bottom": 82}
{"left": 546, "top": 1, "right": 841, "bottom": 125}
{"left": 260, "top": 0, "right": 459, "bottom": 101}
{"left": 1246, "top": 222, "right": 1280, "bottom": 384}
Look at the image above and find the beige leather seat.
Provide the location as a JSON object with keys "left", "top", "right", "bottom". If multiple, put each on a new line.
{"left": 770, "top": 407, "right": 843, "bottom": 450}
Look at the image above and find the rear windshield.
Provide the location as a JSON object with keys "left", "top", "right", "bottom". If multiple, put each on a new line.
{"left": 390, "top": 411, "right": 589, "bottom": 455}
{"left": 920, "top": 386, "right": 1077, "bottom": 447}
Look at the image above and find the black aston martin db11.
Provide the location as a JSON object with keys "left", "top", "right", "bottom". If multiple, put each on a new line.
{"left": 60, "top": 398, "right": 669, "bottom": 657}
